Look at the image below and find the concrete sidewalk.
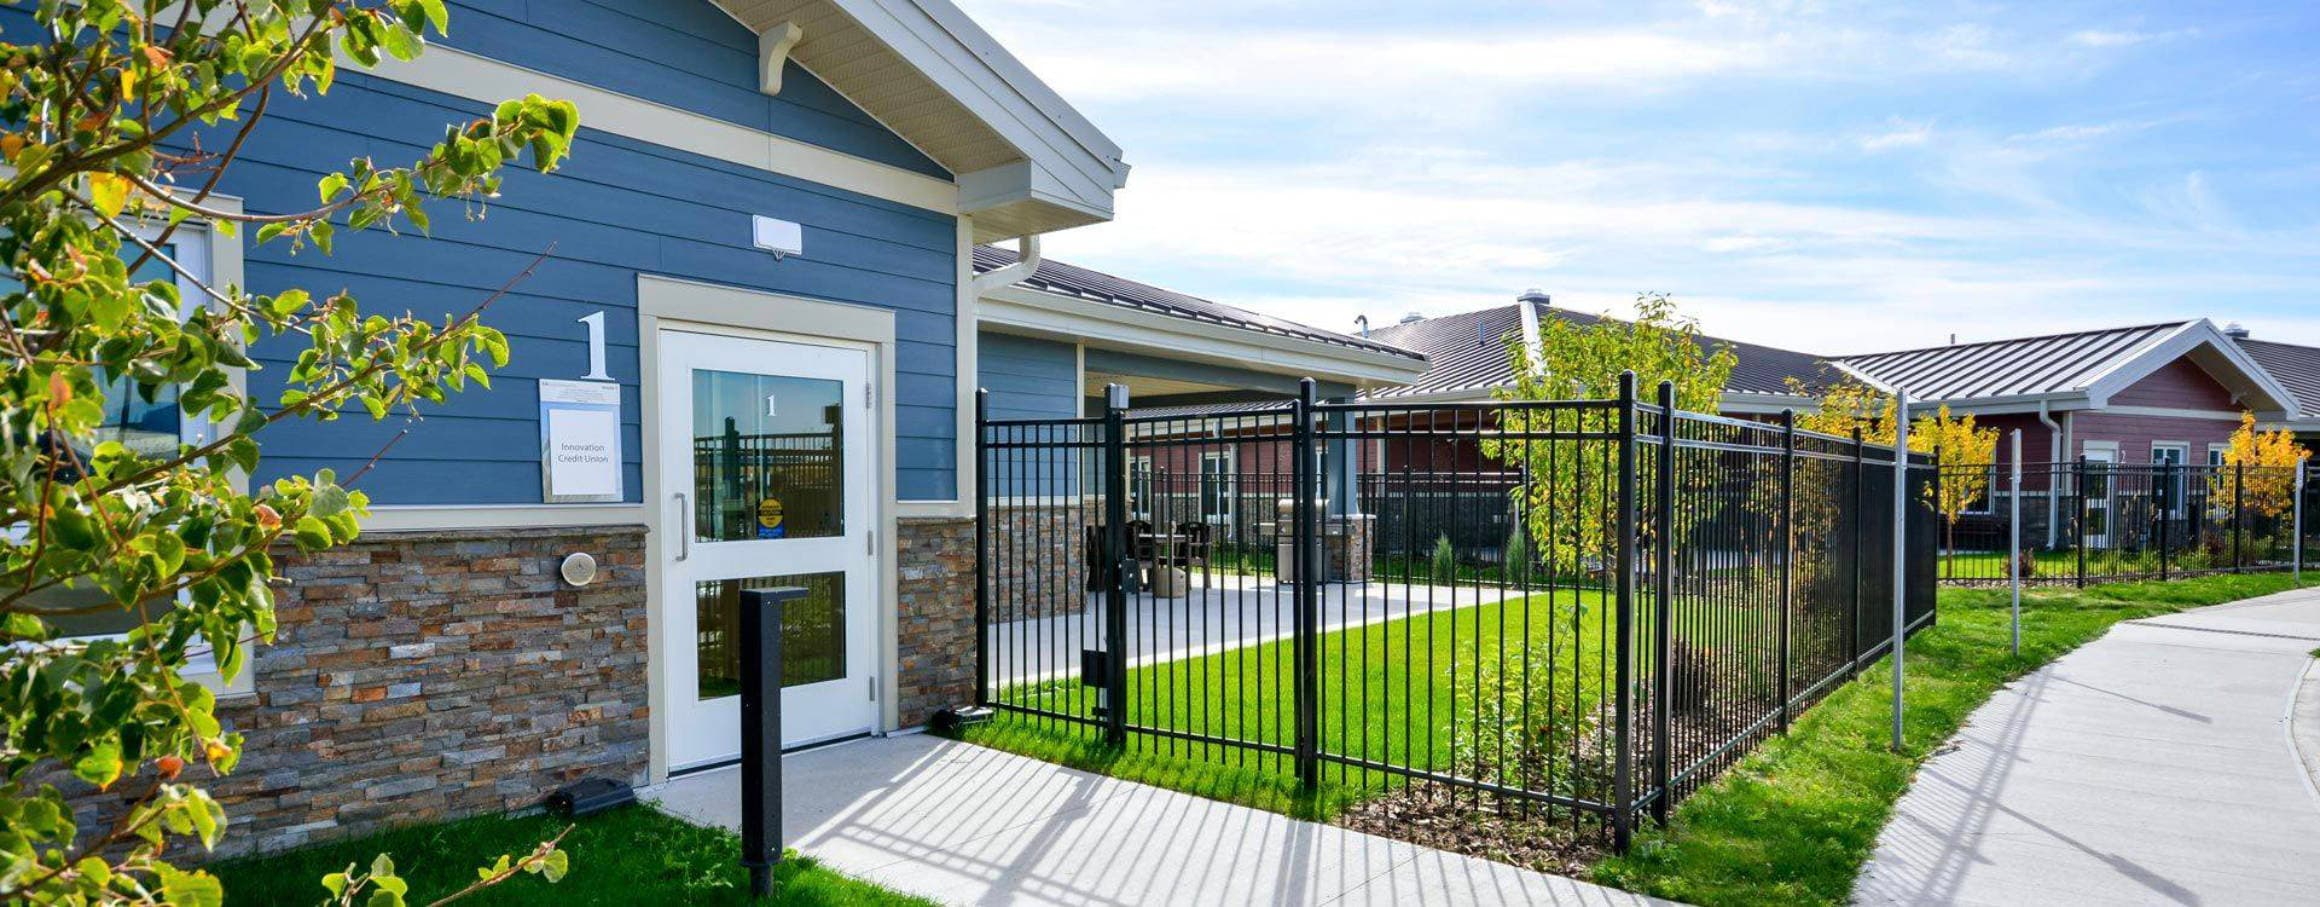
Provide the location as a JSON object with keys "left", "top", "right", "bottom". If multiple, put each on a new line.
{"left": 1855, "top": 584, "right": 2320, "bottom": 906}
{"left": 647, "top": 732, "right": 1662, "bottom": 906}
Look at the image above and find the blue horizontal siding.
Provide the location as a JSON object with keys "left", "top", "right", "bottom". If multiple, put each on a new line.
{"left": 977, "top": 332, "right": 1080, "bottom": 496}
{"left": 978, "top": 333, "right": 1080, "bottom": 420}
{"left": 219, "top": 68, "right": 960, "bottom": 504}
{"left": 437, "top": 0, "right": 947, "bottom": 178}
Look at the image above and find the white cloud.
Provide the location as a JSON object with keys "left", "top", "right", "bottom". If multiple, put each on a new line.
{"left": 1860, "top": 118, "right": 1934, "bottom": 151}
{"left": 2068, "top": 28, "right": 2195, "bottom": 48}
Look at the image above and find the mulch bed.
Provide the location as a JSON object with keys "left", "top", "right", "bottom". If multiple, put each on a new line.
{"left": 1336, "top": 782, "right": 1610, "bottom": 877}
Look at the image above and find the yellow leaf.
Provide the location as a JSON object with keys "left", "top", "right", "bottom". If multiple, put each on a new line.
{"left": 1, "top": 133, "right": 22, "bottom": 163}
{"left": 88, "top": 172, "right": 130, "bottom": 217}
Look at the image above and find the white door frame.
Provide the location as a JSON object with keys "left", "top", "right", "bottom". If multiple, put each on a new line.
{"left": 637, "top": 276, "right": 900, "bottom": 783}
{"left": 2081, "top": 442, "right": 2119, "bottom": 549}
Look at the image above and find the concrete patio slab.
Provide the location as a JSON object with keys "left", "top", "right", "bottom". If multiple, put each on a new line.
{"left": 647, "top": 732, "right": 1665, "bottom": 906}
{"left": 1854, "top": 584, "right": 2320, "bottom": 906}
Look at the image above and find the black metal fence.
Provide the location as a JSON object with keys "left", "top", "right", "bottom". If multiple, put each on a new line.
{"left": 975, "top": 376, "right": 1939, "bottom": 851}
{"left": 1934, "top": 460, "right": 2307, "bottom": 586}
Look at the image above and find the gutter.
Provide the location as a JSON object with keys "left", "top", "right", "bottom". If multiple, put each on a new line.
{"left": 2038, "top": 399, "right": 2063, "bottom": 548}
{"left": 971, "top": 234, "right": 1041, "bottom": 295}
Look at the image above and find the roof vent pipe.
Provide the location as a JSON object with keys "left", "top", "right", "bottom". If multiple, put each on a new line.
{"left": 1356, "top": 314, "right": 1369, "bottom": 338}
{"left": 2224, "top": 322, "right": 2251, "bottom": 340}
{"left": 1517, "top": 288, "right": 1551, "bottom": 307}
{"left": 1399, "top": 312, "right": 1424, "bottom": 325}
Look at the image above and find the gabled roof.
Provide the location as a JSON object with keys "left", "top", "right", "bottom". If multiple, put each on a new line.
{"left": 1834, "top": 322, "right": 2189, "bottom": 402}
{"left": 2236, "top": 337, "right": 2320, "bottom": 421}
{"left": 1835, "top": 319, "right": 2301, "bottom": 415}
{"left": 1358, "top": 301, "right": 1835, "bottom": 403}
{"left": 973, "top": 246, "right": 1424, "bottom": 361}
{"left": 711, "top": 0, "right": 1128, "bottom": 239}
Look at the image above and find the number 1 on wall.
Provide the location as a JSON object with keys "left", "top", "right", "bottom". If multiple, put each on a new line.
{"left": 579, "top": 310, "right": 611, "bottom": 381}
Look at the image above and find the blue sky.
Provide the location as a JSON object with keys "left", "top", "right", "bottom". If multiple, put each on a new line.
{"left": 958, "top": 0, "right": 2320, "bottom": 355}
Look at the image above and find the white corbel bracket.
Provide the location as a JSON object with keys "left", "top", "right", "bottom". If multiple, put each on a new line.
{"left": 758, "top": 22, "right": 804, "bottom": 96}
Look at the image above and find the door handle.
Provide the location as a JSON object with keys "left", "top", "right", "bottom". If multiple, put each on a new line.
{"left": 673, "top": 492, "right": 690, "bottom": 561}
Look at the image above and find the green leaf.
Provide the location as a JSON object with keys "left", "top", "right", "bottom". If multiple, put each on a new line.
{"left": 157, "top": 866, "right": 225, "bottom": 907}
{"left": 74, "top": 741, "right": 125, "bottom": 789}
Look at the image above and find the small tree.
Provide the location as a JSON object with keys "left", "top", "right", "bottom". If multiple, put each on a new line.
{"left": 2212, "top": 412, "right": 2308, "bottom": 520}
{"left": 1482, "top": 293, "right": 1737, "bottom": 575}
{"left": 1915, "top": 405, "right": 2000, "bottom": 550}
{"left": 3, "top": 1, "right": 579, "bottom": 902}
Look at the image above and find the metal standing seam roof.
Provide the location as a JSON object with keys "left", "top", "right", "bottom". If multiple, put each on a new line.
{"left": 2235, "top": 337, "right": 2320, "bottom": 419}
{"left": 973, "top": 247, "right": 1424, "bottom": 361}
{"left": 1833, "top": 321, "right": 2193, "bottom": 402}
{"left": 1359, "top": 302, "right": 1836, "bottom": 400}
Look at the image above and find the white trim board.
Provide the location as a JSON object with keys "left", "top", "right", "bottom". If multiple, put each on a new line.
{"left": 980, "top": 284, "right": 1429, "bottom": 388}
{"left": 358, "top": 44, "right": 958, "bottom": 214}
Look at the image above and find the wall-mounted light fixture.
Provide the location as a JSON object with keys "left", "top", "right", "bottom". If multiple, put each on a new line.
{"left": 752, "top": 215, "right": 803, "bottom": 260}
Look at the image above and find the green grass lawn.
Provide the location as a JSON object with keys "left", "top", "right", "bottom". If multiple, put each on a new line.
{"left": 208, "top": 805, "right": 930, "bottom": 906}
{"left": 987, "top": 586, "right": 1617, "bottom": 801}
{"left": 1589, "top": 570, "right": 2316, "bottom": 906}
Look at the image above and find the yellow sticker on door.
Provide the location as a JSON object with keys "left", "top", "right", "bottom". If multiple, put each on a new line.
{"left": 756, "top": 496, "right": 785, "bottom": 539}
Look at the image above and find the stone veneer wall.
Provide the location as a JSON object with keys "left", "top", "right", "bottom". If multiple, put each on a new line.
{"left": 895, "top": 516, "right": 975, "bottom": 727}
{"left": 984, "top": 502, "right": 1090, "bottom": 622}
{"left": 188, "top": 525, "right": 650, "bottom": 857}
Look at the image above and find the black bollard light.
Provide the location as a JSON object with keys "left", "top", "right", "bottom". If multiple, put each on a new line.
{"left": 739, "top": 586, "right": 807, "bottom": 899}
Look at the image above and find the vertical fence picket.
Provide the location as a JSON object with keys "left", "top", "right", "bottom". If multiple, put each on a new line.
{"left": 1101, "top": 384, "right": 1130, "bottom": 748}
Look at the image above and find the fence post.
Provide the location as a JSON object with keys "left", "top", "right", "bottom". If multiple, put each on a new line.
{"left": 1851, "top": 427, "right": 1865, "bottom": 672}
{"left": 1101, "top": 384, "right": 1131, "bottom": 749}
{"left": 2233, "top": 461, "right": 2246, "bottom": 573}
{"left": 1891, "top": 388, "right": 1910, "bottom": 753}
{"left": 1652, "top": 381, "right": 1676, "bottom": 825}
{"left": 2009, "top": 430, "right": 2021, "bottom": 656}
{"left": 974, "top": 389, "right": 991, "bottom": 707}
{"left": 2158, "top": 462, "right": 2172, "bottom": 582}
{"left": 1778, "top": 409, "right": 1795, "bottom": 734}
{"left": 1291, "top": 378, "right": 1321, "bottom": 791}
{"left": 2292, "top": 466, "right": 2310, "bottom": 586}
{"left": 2297, "top": 465, "right": 2307, "bottom": 584}
{"left": 2074, "top": 456, "right": 2088, "bottom": 589}
{"left": 1612, "top": 371, "right": 1638, "bottom": 851}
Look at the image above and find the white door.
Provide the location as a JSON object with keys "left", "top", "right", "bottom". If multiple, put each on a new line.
{"left": 658, "top": 329, "right": 877, "bottom": 770}
{"left": 2081, "top": 448, "right": 2117, "bottom": 549}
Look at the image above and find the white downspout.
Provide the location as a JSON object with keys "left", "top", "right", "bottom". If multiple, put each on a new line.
{"left": 971, "top": 234, "right": 1042, "bottom": 295}
{"left": 2037, "top": 400, "right": 2062, "bottom": 548}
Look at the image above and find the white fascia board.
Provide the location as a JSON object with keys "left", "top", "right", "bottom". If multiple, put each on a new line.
{"left": 1717, "top": 392, "right": 1815, "bottom": 416}
{"left": 980, "top": 285, "right": 1428, "bottom": 387}
{"left": 1826, "top": 360, "right": 1898, "bottom": 394}
{"left": 2075, "top": 319, "right": 2304, "bottom": 415}
{"left": 838, "top": 0, "right": 1126, "bottom": 219}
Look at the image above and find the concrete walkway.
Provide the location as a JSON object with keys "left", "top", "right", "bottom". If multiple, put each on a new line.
{"left": 647, "top": 732, "right": 1661, "bottom": 906}
{"left": 1855, "top": 584, "right": 2320, "bottom": 906}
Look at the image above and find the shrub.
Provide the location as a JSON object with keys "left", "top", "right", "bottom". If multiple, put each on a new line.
{"left": 1432, "top": 534, "right": 1459, "bottom": 585}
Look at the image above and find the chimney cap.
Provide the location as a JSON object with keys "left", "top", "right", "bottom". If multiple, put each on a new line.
{"left": 2223, "top": 322, "right": 2250, "bottom": 340}
{"left": 1398, "top": 312, "right": 1425, "bottom": 325}
{"left": 1516, "top": 288, "right": 1551, "bottom": 306}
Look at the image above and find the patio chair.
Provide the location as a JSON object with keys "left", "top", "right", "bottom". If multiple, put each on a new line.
{"left": 1173, "top": 521, "right": 1211, "bottom": 568}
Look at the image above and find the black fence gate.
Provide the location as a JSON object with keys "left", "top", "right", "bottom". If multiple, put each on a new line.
{"left": 975, "top": 374, "right": 1939, "bottom": 850}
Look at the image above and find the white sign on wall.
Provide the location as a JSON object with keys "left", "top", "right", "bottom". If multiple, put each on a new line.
{"left": 540, "top": 378, "right": 623, "bottom": 503}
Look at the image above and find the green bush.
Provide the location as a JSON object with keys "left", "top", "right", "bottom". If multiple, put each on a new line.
{"left": 1432, "top": 534, "right": 1459, "bottom": 585}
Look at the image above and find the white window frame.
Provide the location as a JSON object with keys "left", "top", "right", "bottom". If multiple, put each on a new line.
{"left": 1127, "top": 454, "right": 1153, "bottom": 520}
{"left": 1199, "top": 448, "right": 1237, "bottom": 527}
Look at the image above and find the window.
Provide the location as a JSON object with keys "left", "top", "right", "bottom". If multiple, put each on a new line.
{"left": 1128, "top": 456, "right": 1153, "bottom": 518}
{"left": 1200, "top": 450, "right": 1235, "bottom": 525}
{"left": 7, "top": 224, "right": 244, "bottom": 692}
{"left": 2152, "top": 444, "right": 2188, "bottom": 516}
